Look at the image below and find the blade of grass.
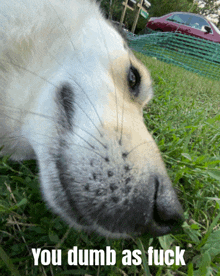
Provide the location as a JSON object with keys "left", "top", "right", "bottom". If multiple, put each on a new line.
{"left": 137, "top": 238, "right": 151, "bottom": 276}
{"left": 0, "top": 245, "right": 21, "bottom": 276}
{"left": 197, "top": 211, "right": 220, "bottom": 250}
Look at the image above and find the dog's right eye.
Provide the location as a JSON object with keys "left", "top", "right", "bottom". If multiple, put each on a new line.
{"left": 128, "top": 66, "right": 141, "bottom": 97}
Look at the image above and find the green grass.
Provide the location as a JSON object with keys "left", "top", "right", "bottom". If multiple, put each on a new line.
{"left": 0, "top": 54, "right": 220, "bottom": 275}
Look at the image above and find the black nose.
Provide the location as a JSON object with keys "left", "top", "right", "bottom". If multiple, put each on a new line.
{"left": 135, "top": 177, "right": 184, "bottom": 237}
{"left": 151, "top": 177, "right": 184, "bottom": 236}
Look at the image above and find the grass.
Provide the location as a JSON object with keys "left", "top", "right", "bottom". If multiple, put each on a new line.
{"left": 0, "top": 54, "right": 220, "bottom": 275}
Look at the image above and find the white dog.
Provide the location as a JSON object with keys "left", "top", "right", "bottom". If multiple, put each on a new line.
{"left": 0, "top": 0, "right": 183, "bottom": 238}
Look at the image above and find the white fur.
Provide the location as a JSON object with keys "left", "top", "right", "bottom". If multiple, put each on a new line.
{"left": 0, "top": 0, "right": 183, "bottom": 238}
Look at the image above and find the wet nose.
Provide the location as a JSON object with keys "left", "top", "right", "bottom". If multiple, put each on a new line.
{"left": 135, "top": 177, "right": 184, "bottom": 237}
{"left": 152, "top": 177, "right": 184, "bottom": 236}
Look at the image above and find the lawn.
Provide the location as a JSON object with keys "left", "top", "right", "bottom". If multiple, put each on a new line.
{"left": 0, "top": 54, "right": 220, "bottom": 275}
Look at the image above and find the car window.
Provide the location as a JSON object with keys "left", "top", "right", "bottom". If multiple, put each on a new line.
{"left": 210, "top": 21, "right": 220, "bottom": 35}
{"left": 188, "top": 15, "right": 212, "bottom": 32}
{"left": 167, "top": 14, "right": 191, "bottom": 25}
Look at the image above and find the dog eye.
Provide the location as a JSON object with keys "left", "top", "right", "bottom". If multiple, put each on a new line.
{"left": 128, "top": 66, "right": 141, "bottom": 96}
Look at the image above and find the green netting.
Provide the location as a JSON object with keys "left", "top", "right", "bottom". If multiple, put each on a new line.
{"left": 128, "top": 31, "right": 220, "bottom": 80}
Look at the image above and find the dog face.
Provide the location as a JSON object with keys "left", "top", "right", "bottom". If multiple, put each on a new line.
{"left": 0, "top": 0, "right": 183, "bottom": 238}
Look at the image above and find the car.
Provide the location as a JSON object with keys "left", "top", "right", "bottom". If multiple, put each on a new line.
{"left": 146, "top": 12, "right": 220, "bottom": 43}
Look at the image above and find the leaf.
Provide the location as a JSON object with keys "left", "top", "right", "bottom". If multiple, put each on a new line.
{"left": 158, "top": 235, "right": 175, "bottom": 250}
{"left": 183, "top": 222, "right": 200, "bottom": 244}
{"left": 208, "top": 170, "right": 220, "bottom": 181}
{"left": 197, "top": 212, "right": 220, "bottom": 250}
{"left": 206, "top": 114, "right": 220, "bottom": 124}
{"left": 190, "top": 224, "right": 200, "bottom": 230}
{"left": 181, "top": 153, "right": 192, "bottom": 161}
{"left": 201, "top": 230, "right": 220, "bottom": 259}
{"left": 49, "top": 231, "right": 59, "bottom": 243}
{"left": 16, "top": 198, "right": 28, "bottom": 207}
{"left": 187, "top": 262, "right": 194, "bottom": 276}
{"left": 10, "top": 176, "right": 26, "bottom": 184}
{"left": 198, "top": 252, "right": 211, "bottom": 276}
{"left": 0, "top": 245, "right": 21, "bottom": 276}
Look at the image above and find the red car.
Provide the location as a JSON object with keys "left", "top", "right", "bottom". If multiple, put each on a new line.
{"left": 146, "top": 12, "right": 220, "bottom": 43}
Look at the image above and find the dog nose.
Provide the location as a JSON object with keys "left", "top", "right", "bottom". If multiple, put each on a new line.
{"left": 135, "top": 177, "right": 184, "bottom": 237}
{"left": 152, "top": 177, "right": 184, "bottom": 236}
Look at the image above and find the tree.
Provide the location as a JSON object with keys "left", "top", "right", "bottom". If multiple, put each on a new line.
{"left": 196, "top": 0, "right": 220, "bottom": 27}
{"left": 148, "top": 0, "right": 199, "bottom": 18}
{"left": 98, "top": 0, "right": 150, "bottom": 32}
{"left": 98, "top": 0, "right": 202, "bottom": 33}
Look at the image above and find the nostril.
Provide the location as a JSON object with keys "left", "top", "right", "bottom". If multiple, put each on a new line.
{"left": 154, "top": 177, "right": 160, "bottom": 202}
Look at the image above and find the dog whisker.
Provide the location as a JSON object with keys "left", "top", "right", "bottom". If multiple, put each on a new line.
{"left": 72, "top": 124, "right": 107, "bottom": 149}
{"left": 126, "top": 141, "right": 154, "bottom": 156}
{"left": 0, "top": 0, "right": 183, "bottom": 238}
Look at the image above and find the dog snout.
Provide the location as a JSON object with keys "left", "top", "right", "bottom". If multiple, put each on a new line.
{"left": 84, "top": 173, "right": 184, "bottom": 237}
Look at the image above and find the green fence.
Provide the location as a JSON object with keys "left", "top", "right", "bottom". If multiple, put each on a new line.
{"left": 128, "top": 31, "right": 220, "bottom": 80}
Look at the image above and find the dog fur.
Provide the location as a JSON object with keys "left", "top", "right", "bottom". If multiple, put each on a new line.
{"left": 0, "top": 0, "right": 183, "bottom": 238}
